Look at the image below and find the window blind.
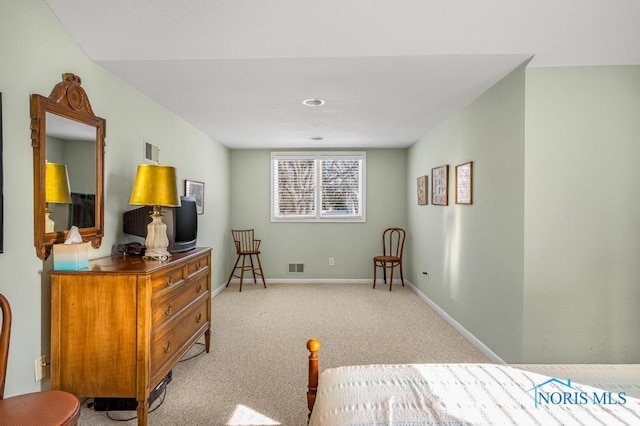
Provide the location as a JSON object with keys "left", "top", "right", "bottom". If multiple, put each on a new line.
{"left": 271, "top": 152, "right": 366, "bottom": 222}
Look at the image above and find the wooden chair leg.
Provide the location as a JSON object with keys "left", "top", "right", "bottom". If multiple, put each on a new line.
{"left": 248, "top": 254, "right": 256, "bottom": 283}
{"left": 255, "top": 254, "right": 267, "bottom": 288}
{"left": 239, "top": 255, "right": 247, "bottom": 292}
{"left": 389, "top": 264, "right": 394, "bottom": 291}
{"left": 373, "top": 261, "right": 377, "bottom": 289}
{"left": 226, "top": 255, "right": 241, "bottom": 287}
{"left": 400, "top": 263, "right": 405, "bottom": 287}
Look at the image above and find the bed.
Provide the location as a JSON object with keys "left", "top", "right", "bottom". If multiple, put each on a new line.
{"left": 305, "top": 339, "right": 640, "bottom": 425}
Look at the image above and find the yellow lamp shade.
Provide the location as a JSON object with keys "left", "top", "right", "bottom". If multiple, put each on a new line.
{"left": 45, "top": 162, "right": 72, "bottom": 204}
{"left": 129, "top": 164, "right": 180, "bottom": 207}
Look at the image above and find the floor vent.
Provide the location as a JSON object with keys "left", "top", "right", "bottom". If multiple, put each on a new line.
{"left": 288, "top": 263, "right": 304, "bottom": 274}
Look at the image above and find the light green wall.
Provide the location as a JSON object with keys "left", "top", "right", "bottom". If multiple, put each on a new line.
{"left": 407, "top": 63, "right": 640, "bottom": 364}
{"left": 229, "top": 149, "right": 407, "bottom": 280}
{"left": 523, "top": 66, "right": 640, "bottom": 363}
{"left": 407, "top": 63, "right": 527, "bottom": 362}
{"left": 0, "top": 0, "right": 230, "bottom": 397}
{"left": 60, "top": 139, "right": 95, "bottom": 196}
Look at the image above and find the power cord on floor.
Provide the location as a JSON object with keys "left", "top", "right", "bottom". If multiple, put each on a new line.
{"left": 86, "top": 341, "right": 205, "bottom": 422}
{"left": 179, "top": 342, "right": 206, "bottom": 362}
{"left": 103, "top": 385, "right": 167, "bottom": 422}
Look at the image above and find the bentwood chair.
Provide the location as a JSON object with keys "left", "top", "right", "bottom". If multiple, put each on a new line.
{"left": 373, "top": 228, "right": 406, "bottom": 291}
{"left": 0, "top": 294, "right": 81, "bottom": 425}
{"left": 226, "top": 229, "right": 267, "bottom": 292}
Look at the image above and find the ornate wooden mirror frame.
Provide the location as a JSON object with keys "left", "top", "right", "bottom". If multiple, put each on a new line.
{"left": 31, "top": 73, "right": 105, "bottom": 260}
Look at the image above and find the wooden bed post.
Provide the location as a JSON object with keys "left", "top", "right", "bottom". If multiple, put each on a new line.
{"left": 307, "top": 339, "right": 321, "bottom": 418}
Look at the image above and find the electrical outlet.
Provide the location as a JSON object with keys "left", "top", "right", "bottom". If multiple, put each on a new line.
{"left": 329, "top": 257, "right": 335, "bottom": 266}
{"left": 34, "top": 355, "right": 46, "bottom": 381}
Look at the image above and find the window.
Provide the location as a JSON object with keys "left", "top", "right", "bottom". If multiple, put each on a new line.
{"left": 271, "top": 152, "right": 366, "bottom": 222}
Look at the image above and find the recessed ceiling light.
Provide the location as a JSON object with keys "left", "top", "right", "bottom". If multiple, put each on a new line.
{"left": 303, "top": 98, "right": 325, "bottom": 107}
{"left": 311, "top": 137, "right": 323, "bottom": 141}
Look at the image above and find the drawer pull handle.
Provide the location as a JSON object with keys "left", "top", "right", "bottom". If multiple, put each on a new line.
{"left": 165, "top": 276, "right": 173, "bottom": 286}
{"left": 164, "top": 304, "right": 172, "bottom": 316}
{"left": 195, "top": 313, "right": 202, "bottom": 323}
{"left": 196, "top": 284, "right": 202, "bottom": 293}
{"left": 195, "top": 262, "right": 201, "bottom": 270}
{"left": 163, "top": 342, "right": 172, "bottom": 354}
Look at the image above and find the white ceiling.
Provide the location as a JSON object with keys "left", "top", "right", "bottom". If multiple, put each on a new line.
{"left": 45, "top": 0, "right": 640, "bottom": 149}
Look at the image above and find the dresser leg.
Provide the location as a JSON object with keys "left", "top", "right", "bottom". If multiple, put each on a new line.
{"left": 137, "top": 400, "right": 149, "bottom": 426}
{"left": 204, "top": 328, "right": 211, "bottom": 353}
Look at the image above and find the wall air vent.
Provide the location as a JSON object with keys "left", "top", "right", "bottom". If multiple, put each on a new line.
{"left": 288, "top": 263, "right": 304, "bottom": 274}
{"left": 144, "top": 141, "right": 160, "bottom": 163}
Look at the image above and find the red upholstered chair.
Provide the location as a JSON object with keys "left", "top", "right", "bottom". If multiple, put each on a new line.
{"left": 372, "top": 228, "right": 406, "bottom": 291}
{"left": 226, "top": 229, "right": 267, "bottom": 292}
{"left": 0, "top": 294, "right": 80, "bottom": 425}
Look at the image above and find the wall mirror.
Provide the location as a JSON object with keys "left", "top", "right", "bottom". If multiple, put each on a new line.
{"left": 31, "top": 73, "right": 105, "bottom": 260}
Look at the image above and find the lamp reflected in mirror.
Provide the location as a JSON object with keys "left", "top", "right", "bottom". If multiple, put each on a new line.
{"left": 129, "top": 164, "right": 181, "bottom": 261}
{"left": 45, "top": 162, "right": 72, "bottom": 233}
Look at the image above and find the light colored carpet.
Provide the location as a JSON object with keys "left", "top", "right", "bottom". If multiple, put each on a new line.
{"left": 78, "top": 283, "right": 490, "bottom": 425}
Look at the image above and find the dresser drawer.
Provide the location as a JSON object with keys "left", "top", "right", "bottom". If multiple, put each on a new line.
{"left": 150, "top": 264, "right": 185, "bottom": 293}
{"left": 151, "top": 274, "right": 209, "bottom": 329}
{"left": 186, "top": 254, "right": 209, "bottom": 280}
{"left": 150, "top": 297, "right": 209, "bottom": 375}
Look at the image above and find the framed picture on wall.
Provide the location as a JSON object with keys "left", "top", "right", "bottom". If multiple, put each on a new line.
{"left": 185, "top": 179, "right": 205, "bottom": 214}
{"left": 431, "top": 165, "right": 449, "bottom": 206}
{"left": 417, "top": 175, "right": 427, "bottom": 205}
{"left": 455, "top": 161, "right": 473, "bottom": 205}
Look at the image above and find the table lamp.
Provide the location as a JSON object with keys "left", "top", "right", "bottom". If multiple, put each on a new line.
{"left": 45, "top": 162, "right": 72, "bottom": 233}
{"left": 129, "top": 164, "right": 181, "bottom": 260}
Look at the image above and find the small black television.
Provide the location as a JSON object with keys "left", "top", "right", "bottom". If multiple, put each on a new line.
{"left": 123, "top": 196, "right": 198, "bottom": 253}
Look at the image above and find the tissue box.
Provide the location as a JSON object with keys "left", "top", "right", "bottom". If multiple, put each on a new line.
{"left": 53, "top": 242, "right": 89, "bottom": 270}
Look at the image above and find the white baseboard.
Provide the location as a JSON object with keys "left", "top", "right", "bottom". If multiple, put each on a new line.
{"left": 211, "top": 284, "right": 226, "bottom": 297}
{"left": 221, "top": 278, "right": 406, "bottom": 285}
{"left": 406, "top": 280, "right": 505, "bottom": 364}
{"left": 262, "top": 278, "right": 408, "bottom": 285}
{"left": 228, "top": 278, "right": 372, "bottom": 285}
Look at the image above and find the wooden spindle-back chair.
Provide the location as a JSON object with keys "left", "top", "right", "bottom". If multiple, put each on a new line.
{"left": 372, "top": 227, "right": 406, "bottom": 291}
{"left": 225, "top": 229, "right": 267, "bottom": 292}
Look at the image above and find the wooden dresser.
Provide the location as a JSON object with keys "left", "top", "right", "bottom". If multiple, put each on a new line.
{"left": 50, "top": 247, "right": 211, "bottom": 425}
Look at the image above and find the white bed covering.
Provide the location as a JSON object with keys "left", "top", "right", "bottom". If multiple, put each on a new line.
{"left": 309, "top": 363, "right": 640, "bottom": 425}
